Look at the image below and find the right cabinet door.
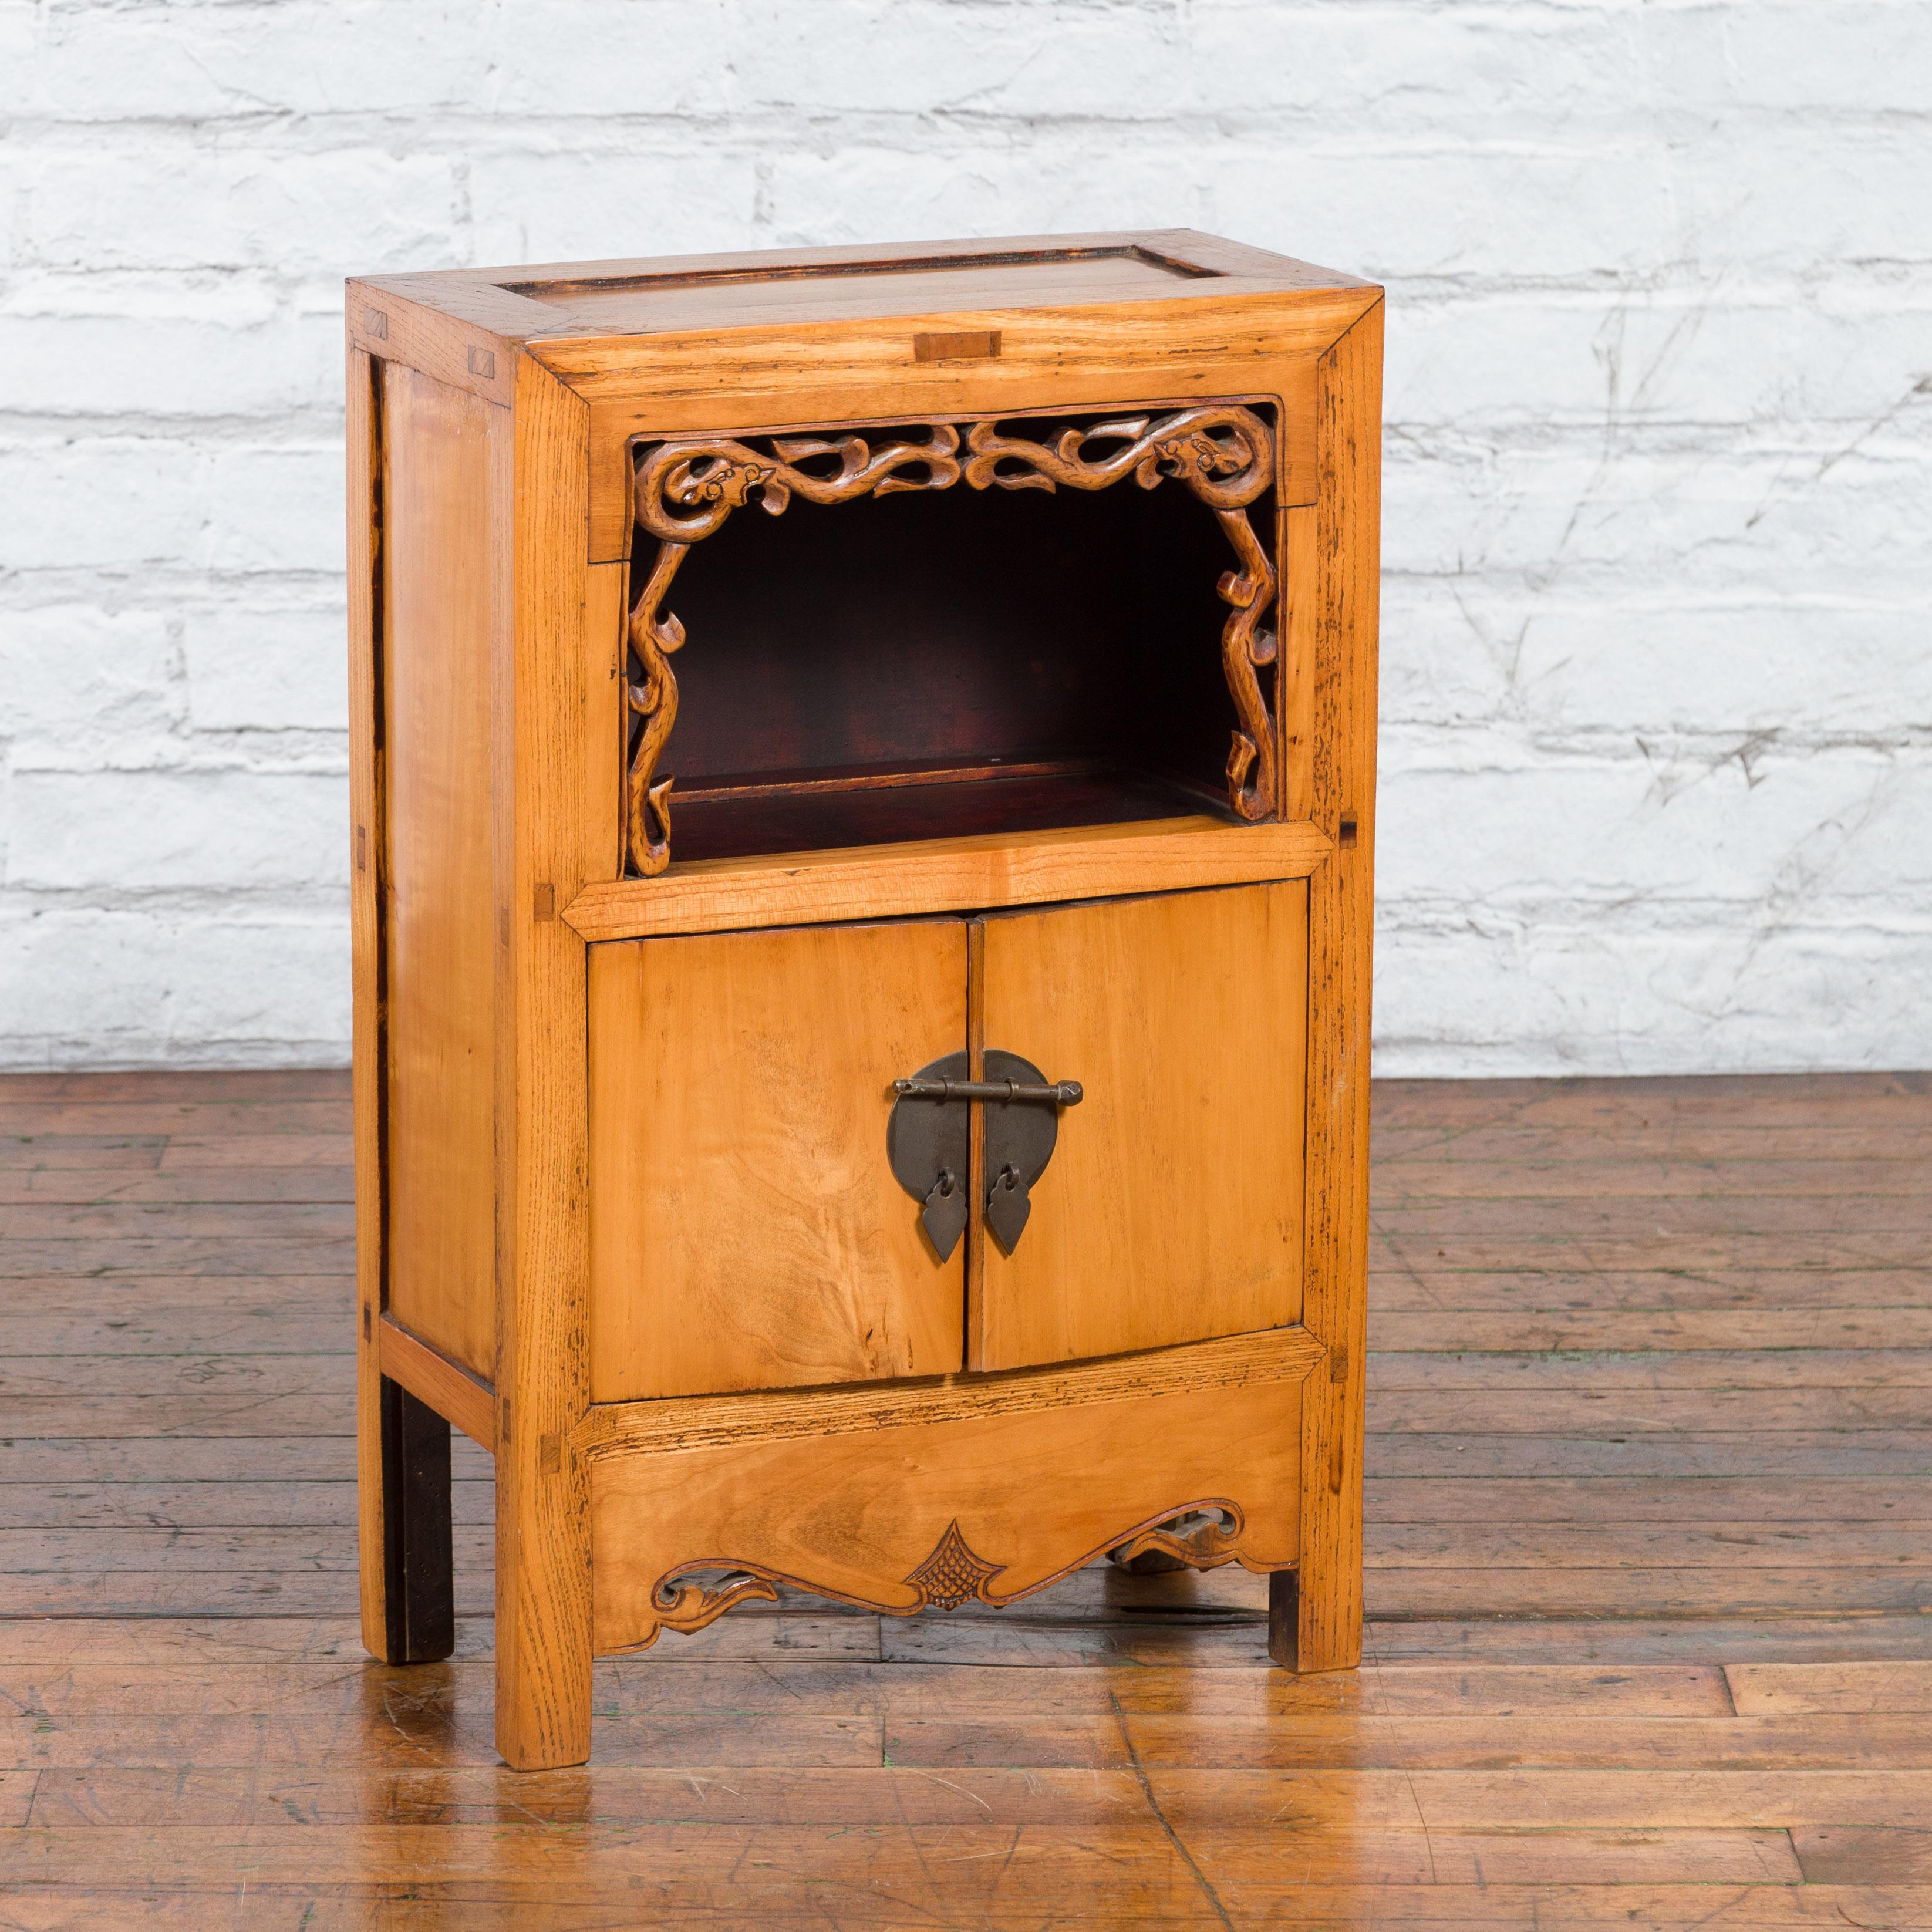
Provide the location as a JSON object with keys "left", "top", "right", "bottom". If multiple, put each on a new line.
{"left": 975, "top": 879, "right": 1308, "bottom": 1370}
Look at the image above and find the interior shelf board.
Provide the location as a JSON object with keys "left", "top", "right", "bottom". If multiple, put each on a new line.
{"left": 670, "top": 765, "right": 1233, "bottom": 865}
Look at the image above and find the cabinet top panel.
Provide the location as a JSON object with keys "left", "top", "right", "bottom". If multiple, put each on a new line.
{"left": 350, "top": 229, "right": 1373, "bottom": 346}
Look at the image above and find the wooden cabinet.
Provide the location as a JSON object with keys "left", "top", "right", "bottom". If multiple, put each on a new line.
{"left": 347, "top": 230, "right": 1383, "bottom": 1768}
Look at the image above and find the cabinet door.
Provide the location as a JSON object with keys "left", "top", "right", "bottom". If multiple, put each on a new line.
{"left": 589, "top": 918, "right": 967, "bottom": 1401}
{"left": 974, "top": 881, "right": 1307, "bottom": 1370}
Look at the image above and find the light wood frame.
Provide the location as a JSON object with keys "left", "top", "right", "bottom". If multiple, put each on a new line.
{"left": 347, "top": 229, "right": 1382, "bottom": 1769}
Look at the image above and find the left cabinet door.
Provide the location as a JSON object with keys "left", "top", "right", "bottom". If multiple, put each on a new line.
{"left": 589, "top": 918, "right": 969, "bottom": 1401}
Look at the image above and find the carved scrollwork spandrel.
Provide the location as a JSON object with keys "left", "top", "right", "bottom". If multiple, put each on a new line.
{"left": 623, "top": 403, "right": 1283, "bottom": 874}
{"left": 1215, "top": 507, "right": 1280, "bottom": 822}
{"left": 626, "top": 541, "right": 689, "bottom": 876}
{"left": 1107, "top": 1505, "right": 1246, "bottom": 1574}
{"left": 650, "top": 1566, "right": 780, "bottom": 1636}
{"left": 633, "top": 424, "right": 963, "bottom": 543}
{"left": 961, "top": 404, "right": 1272, "bottom": 510}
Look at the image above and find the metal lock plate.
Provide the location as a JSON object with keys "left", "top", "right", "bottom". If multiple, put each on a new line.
{"left": 887, "top": 1048, "right": 1076, "bottom": 1257}
{"left": 977, "top": 1049, "right": 1060, "bottom": 1257}
{"left": 886, "top": 1051, "right": 972, "bottom": 1260}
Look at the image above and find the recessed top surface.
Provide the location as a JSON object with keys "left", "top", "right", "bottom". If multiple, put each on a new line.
{"left": 504, "top": 243, "right": 1211, "bottom": 333}
{"left": 352, "top": 230, "right": 1374, "bottom": 345}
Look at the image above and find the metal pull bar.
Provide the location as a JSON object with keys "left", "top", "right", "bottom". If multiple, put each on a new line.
{"left": 891, "top": 1076, "right": 1083, "bottom": 1107}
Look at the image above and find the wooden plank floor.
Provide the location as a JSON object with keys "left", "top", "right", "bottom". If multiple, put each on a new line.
{"left": 2, "top": 1068, "right": 1930, "bottom": 1928}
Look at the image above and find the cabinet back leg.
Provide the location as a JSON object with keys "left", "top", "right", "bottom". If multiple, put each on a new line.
{"left": 379, "top": 1377, "right": 456, "bottom": 1663}
{"left": 1267, "top": 1569, "right": 1299, "bottom": 1668}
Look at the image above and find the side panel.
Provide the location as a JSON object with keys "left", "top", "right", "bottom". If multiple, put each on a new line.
{"left": 588, "top": 919, "right": 969, "bottom": 1401}
{"left": 380, "top": 363, "right": 500, "bottom": 1379}
{"left": 1291, "top": 299, "right": 1383, "bottom": 1674}
{"left": 975, "top": 880, "right": 1308, "bottom": 1370}
{"left": 348, "top": 342, "right": 388, "bottom": 1658}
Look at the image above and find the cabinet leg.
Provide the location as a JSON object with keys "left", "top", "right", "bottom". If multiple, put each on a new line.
{"left": 1267, "top": 1570, "right": 1299, "bottom": 1668}
{"left": 493, "top": 1431, "right": 595, "bottom": 1771}
{"left": 376, "top": 1376, "right": 456, "bottom": 1663}
{"left": 1274, "top": 1540, "right": 1364, "bottom": 1673}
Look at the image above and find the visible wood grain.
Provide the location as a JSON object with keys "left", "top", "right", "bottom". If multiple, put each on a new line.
{"left": 573, "top": 1324, "right": 1323, "bottom": 1458}
{"left": 0, "top": 1481, "right": 491, "bottom": 1529}
{"left": 544, "top": 244, "right": 1250, "bottom": 332}
{"left": 1369, "top": 1265, "right": 1932, "bottom": 1314}
{"left": 378, "top": 1314, "right": 497, "bottom": 1450}
{"left": 0, "top": 1822, "right": 1825, "bottom": 1897}
{"left": 1792, "top": 1825, "right": 1932, "bottom": 1882}
{"left": 1367, "top": 1476, "right": 1932, "bottom": 1522}
{"left": 5, "top": 1066, "right": 1932, "bottom": 1920}
{"left": 0, "top": 1201, "right": 345, "bottom": 1239}
{"left": 1366, "top": 1519, "right": 1932, "bottom": 1568}
{"left": 667, "top": 770, "right": 1232, "bottom": 864}
{"left": 1379, "top": 1231, "right": 1931, "bottom": 1269}
{"left": 581, "top": 559, "right": 626, "bottom": 887}
{"left": 357, "top": 228, "right": 1355, "bottom": 561}
{"left": 1114, "top": 1712, "right": 1932, "bottom": 1772}
{"left": 1280, "top": 502, "right": 1318, "bottom": 822}
{"left": 914, "top": 327, "right": 1002, "bottom": 361}
{"left": 490, "top": 355, "right": 594, "bottom": 1770}
{"left": 0, "top": 1069, "right": 348, "bottom": 1104}
{"left": 1376, "top": 1124, "right": 1932, "bottom": 1165}
{"left": 1375, "top": 1309, "right": 1932, "bottom": 1350}
{"left": 379, "top": 362, "right": 499, "bottom": 1380}
{"left": 591, "top": 363, "right": 1321, "bottom": 566}
{"left": 3, "top": 1351, "right": 349, "bottom": 1397}
{"left": 586, "top": 917, "right": 968, "bottom": 1401}
{"left": 1367, "top": 1432, "right": 1932, "bottom": 1477}
{"left": 0, "top": 1166, "right": 352, "bottom": 1205}
{"left": 345, "top": 339, "right": 389, "bottom": 1665}
{"left": 1370, "top": 1348, "right": 1932, "bottom": 1390}
{"left": 974, "top": 881, "right": 1308, "bottom": 1368}
{"left": 1727, "top": 1661, "right": 1932, "bottom": 1714}
{"left": 1380, "top": 1155, "right": 1932, "bottom": 1201}
{"left": 344, "top": 278, "right": 517, "bottom": 408}
{"left": 12, "top": 1758, "right": 1926, "bottom": 1829}
{"left": 1375, "top": 1193, "right": 1932, "bottom": 1239}
{"left": 1295, "top": 298, "right": 1383, "bottom": 1674}
{"left": 544, "top": 282, "right": 1375, "bottom": 420}
{"left": 160, "top": 1131, "right": 350, "bottom": 1168}
{"left": 590, "top": 1368, "right": 1302, "bottom": 1654}
{"left": 563, "top": 814, "right": 1331, "bottom": 942}
{"left": 1374, "top": 1387, "right": 1932, "bottom": 1433}
{"left": 373, "top": 229, "right": 1366, "bottom": 326}
{"left": 1373, "top": 1068, "right": 1932, "bottom": 1125}
{"left": 0, "top": 1238, "right": 344, "bottom": 1277}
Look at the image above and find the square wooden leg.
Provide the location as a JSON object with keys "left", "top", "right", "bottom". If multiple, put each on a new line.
{"left": 1267, "top": 1569, "right": 1299, "bottom": 1667}
{"left": 376, "top": 1377, "right": 455, "bottom": 1664}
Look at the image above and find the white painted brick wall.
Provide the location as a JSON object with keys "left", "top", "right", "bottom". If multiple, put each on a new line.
{"left": 1, "top": 0, "right": 1927, "bottom": 1074}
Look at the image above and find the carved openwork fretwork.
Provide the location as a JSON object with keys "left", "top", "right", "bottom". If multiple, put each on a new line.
{"left": 625, "top": 1498, "right": 1267, "bottom": 1652}
{"left": 1107, "top": 1506, "right": 1246, "bottom": 1574}
{"left": 650, "top": 1566, "right": 780, "bottom": 1635}
{"left": 624, "top": 404, "right": 1280, "bottom": 876}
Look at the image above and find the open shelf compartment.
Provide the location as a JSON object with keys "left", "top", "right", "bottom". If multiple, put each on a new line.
{"left": 622, "top": 401, "right": 1286, "bottom": 875}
